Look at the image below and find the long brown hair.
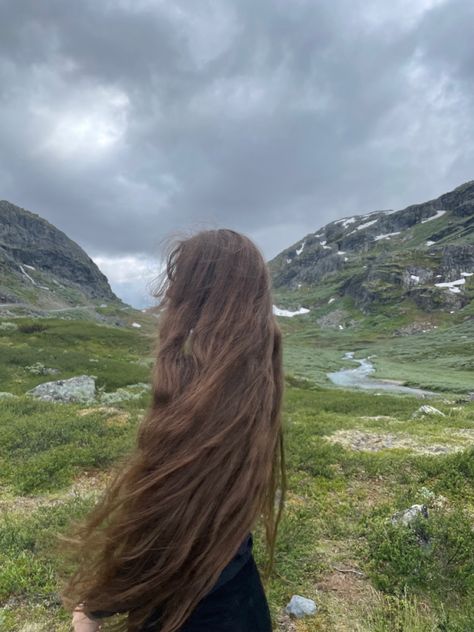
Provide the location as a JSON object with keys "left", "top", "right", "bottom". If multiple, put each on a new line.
{"left": 59, "top": 228, "right": 286, "bottom": 632}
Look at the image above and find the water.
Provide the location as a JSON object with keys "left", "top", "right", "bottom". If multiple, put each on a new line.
{"left": 327, "top": 352, "right": 433, "bottom": 397}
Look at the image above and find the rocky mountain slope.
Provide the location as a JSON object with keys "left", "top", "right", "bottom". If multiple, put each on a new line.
{"left": 0, "top": 200, "right": 124, "bottom": 309}
{"left": 270, "top": 180, "right": 474, "bottom": 318}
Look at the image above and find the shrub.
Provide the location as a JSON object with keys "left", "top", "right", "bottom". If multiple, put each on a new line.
{"left": 17, "top": 321, "right": 47, "bottom": 334}
{"left": 364, "top": 508, "right": 474, "bottom": 602}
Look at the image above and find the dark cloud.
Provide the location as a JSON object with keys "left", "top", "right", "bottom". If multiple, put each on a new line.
{"left": 0, "top": 0, "right": 473, "bottom": 306}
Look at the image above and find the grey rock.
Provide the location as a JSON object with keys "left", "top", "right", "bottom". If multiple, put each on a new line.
{"left": 412, "top": 405, "right": 446, "bottom": 418}
{"left": 285, "top": 595, "right": 317, "bottom": 618}
{"left": 27, "top": 375, "right": 96, "bottom": 403}
{"left": 99, "top": 382, "right": 150, "bottom": 404}
{"left": 391, "top": 504, "right": 429, "bottom": 526}
{"left": 24, "top": 362, "right": 60, "bottom": 375}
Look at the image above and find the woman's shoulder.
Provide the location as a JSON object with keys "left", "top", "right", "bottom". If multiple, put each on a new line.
{"left": 207, "top": 532, "right": 253, "bottom": 595}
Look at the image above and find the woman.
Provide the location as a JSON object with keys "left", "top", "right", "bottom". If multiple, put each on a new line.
{"left": 60, "top": 228, "right": 286, "bottom": 632}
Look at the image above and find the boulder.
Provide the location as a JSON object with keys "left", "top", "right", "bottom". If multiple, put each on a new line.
{"left": 285, "top": 595, "right": 317, "bottom": 619}
{"left": 391, "top": 504, "right": 428, "bottom": 527}
{"left": 412, "top": 405, "right": 446, "bottom": 418}
{"left": 99, "top": 382, "right": 150, "bottom": 404}
{"left": 27, "top": 375, "right": 96, "bottom": 403}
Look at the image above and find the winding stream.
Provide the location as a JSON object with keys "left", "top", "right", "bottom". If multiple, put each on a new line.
{"left": 327, "top": 352, "right": 433, "bottom": 397}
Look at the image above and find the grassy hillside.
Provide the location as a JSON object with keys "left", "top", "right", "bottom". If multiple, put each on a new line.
{"left": 0, "top": 315, "right": 473, "bottom": 631}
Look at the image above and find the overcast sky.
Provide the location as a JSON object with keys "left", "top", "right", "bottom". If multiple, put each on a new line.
{"left": 1, "top": 0, "right": 473, "bottom": 307}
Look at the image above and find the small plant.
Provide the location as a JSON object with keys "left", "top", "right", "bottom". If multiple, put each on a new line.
{"left": 364, "top": 507, "right": 474, "bottom": 601}
{"left": 17, "top": 321, "right": 47, "bottom": 334}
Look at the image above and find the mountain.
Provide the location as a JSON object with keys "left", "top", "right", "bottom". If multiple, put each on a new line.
{"left": 269, "top": 180, "right": 474, "bottom": 320}
{"left": 0, "top": 200, "right": 124, "bottom": 309}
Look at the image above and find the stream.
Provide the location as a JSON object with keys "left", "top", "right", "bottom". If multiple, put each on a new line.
{"left": 327, "top": 352, "right": 434, "bottom": 397}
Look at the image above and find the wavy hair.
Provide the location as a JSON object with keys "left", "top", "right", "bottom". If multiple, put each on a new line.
{"left": 59, "top": 228, "right": 286, "bottom": 632}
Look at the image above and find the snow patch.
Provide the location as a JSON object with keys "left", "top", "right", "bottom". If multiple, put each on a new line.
{"left": 356, "top": 219, "right": 378, "bottom": 231}
{"left": 335, "top": 216, "right": 356, "bottom": 229}
{"left": 374, "top": 231, "right": 401, "bottom": 241}
{"left": 337, "top": 251, "right": 346, "bottom": 255}
{"left": 295, "top": 241, "right": 305, "bottom": 255}
{"left": 328, "top": 297, "right": 336, "bottom": 304}
{"left": 421, "top": 210, "right": 446, "bottom": 224}
{"left": 461, "top": 272, "right": 473, "bottom": 277}
{"left": 426, "top": 240, "right": 436, "bottom": 246}
{"left": 24, "top": 264, "right": 36, "bottom": 270}
{"left": 410, "top": 275, "right": 420, "bottom": 283}
{"left": 273, "top": 305, "right": 310, "bottom": 318}
{"left": 131, "top": 322, "right": 142, "bottom": 328}
{"left": 19, "top": 264, "right": 37, "bottom": 285}
{"left": 286, "top": 257, "right": 292, "bottom": 264}
{"left": 435, "top": 278, "right": 465, "bottom": 293}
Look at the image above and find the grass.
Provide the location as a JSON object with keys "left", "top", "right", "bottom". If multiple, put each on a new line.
{"left": 0, "top": 313, "right": 473, "bottom": 630}
{"left": 0, "top": 318, "right": 153, "bottom": 394}
{"left": 1, "top": 384, "right": 473, "bottom": 631}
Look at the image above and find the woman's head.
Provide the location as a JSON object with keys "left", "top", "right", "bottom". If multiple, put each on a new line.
{"left": 59, "top": 228, "right": 285, "bottom": 632}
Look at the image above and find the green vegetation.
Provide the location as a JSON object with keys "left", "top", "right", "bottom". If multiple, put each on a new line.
{"left": 0, "top": 317, "right": 153, "bottom": 394}
{"left": 0, "top": 313, "right": 473, "bottom": 630}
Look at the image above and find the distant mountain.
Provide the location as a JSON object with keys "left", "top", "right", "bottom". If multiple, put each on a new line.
{"left": 0, "top": 200, "right": 124, "bottom": 309}
{"left": 270, "top": 180, "right": 474, "bottom": 317}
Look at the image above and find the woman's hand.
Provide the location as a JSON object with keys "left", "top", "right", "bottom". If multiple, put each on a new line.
{"left": 72, "top": 605, "right": 102, "bottom": 631}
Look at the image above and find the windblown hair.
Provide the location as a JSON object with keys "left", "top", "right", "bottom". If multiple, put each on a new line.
{"left": 59, "top": 228, "right": 286, "bottom": 632}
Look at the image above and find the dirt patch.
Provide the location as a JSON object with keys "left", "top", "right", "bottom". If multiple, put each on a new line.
{"left": 450, "top": 428, "right": 474, "bottom": 441}
{"left": 360, "top": 415, "right": 396, "bottom": 421}
{"left": 275, "top": 612, "right": 299, "bottom": 632}
{"left": 77, "top": 406, "right": 121, "bottom": 416}
{"left": 77, "top": 405, "right": 131, "bottom": 427}
{"left": 0, "top": 470, "right": 112, "bottom": 515}
{"left": 313, "top": 569, "right": 375, "bottom": 632}
{"left": 326, "top": 430, "right": 462, "bottom": 455}
{"left": 316, "top": 568, "right": 370, "bottom": 605}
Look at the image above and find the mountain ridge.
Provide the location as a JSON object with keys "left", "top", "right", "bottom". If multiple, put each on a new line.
{"left": 0, "top": 200, "right": 124, "bottom": 309}
{"left": 270, "top": 180, "right": 474, "bottom": 317}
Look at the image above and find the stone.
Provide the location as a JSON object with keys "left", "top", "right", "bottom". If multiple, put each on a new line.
{"left": 24, "top": 362, "right": 60, "bottom": 375}
{"left": 412, "top": 405, "right": 446, "bottom": 418}
{"left": 391, "top": 504, "right": 428, "bottom": 527}
{"left": 285, "top": 595, "right": 317, "bottom": 619}
{"left": 27, "top": 375, "right": 96, "bottom": 403}
{"left": 99, "top": 382, "right": 150, "bottom": 404}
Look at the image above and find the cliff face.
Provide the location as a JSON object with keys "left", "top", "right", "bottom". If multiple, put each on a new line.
{"left": 269, "top": 181, "right": 474, "bottom": 314}
{"left": 0, "top": 200, "right": 121, "bottom": 307}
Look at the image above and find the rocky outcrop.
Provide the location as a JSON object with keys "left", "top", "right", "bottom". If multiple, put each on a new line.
{"left": 270, "top": 180, "right": 474, "bottom": 314}
{"left": 0, "top": 200, "right": 121, "bottom": 305}
{"left": 27, "top": 375, "right": 97, "bottom": 403}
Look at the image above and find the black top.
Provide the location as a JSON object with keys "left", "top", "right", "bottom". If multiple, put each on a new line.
{"left": 88, "top": 533, "right": 253, "bottom": 621}
{"left": 206, "top": 532, "right": 253, "bottom": 595}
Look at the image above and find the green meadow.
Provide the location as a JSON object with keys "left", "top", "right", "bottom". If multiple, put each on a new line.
{"left": 0, "top": 316, "right": 473, "bottom": 631}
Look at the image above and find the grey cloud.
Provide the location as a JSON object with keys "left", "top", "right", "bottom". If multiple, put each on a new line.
{"left": 0, "top": 0, "right": 473, "bottom": 279}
